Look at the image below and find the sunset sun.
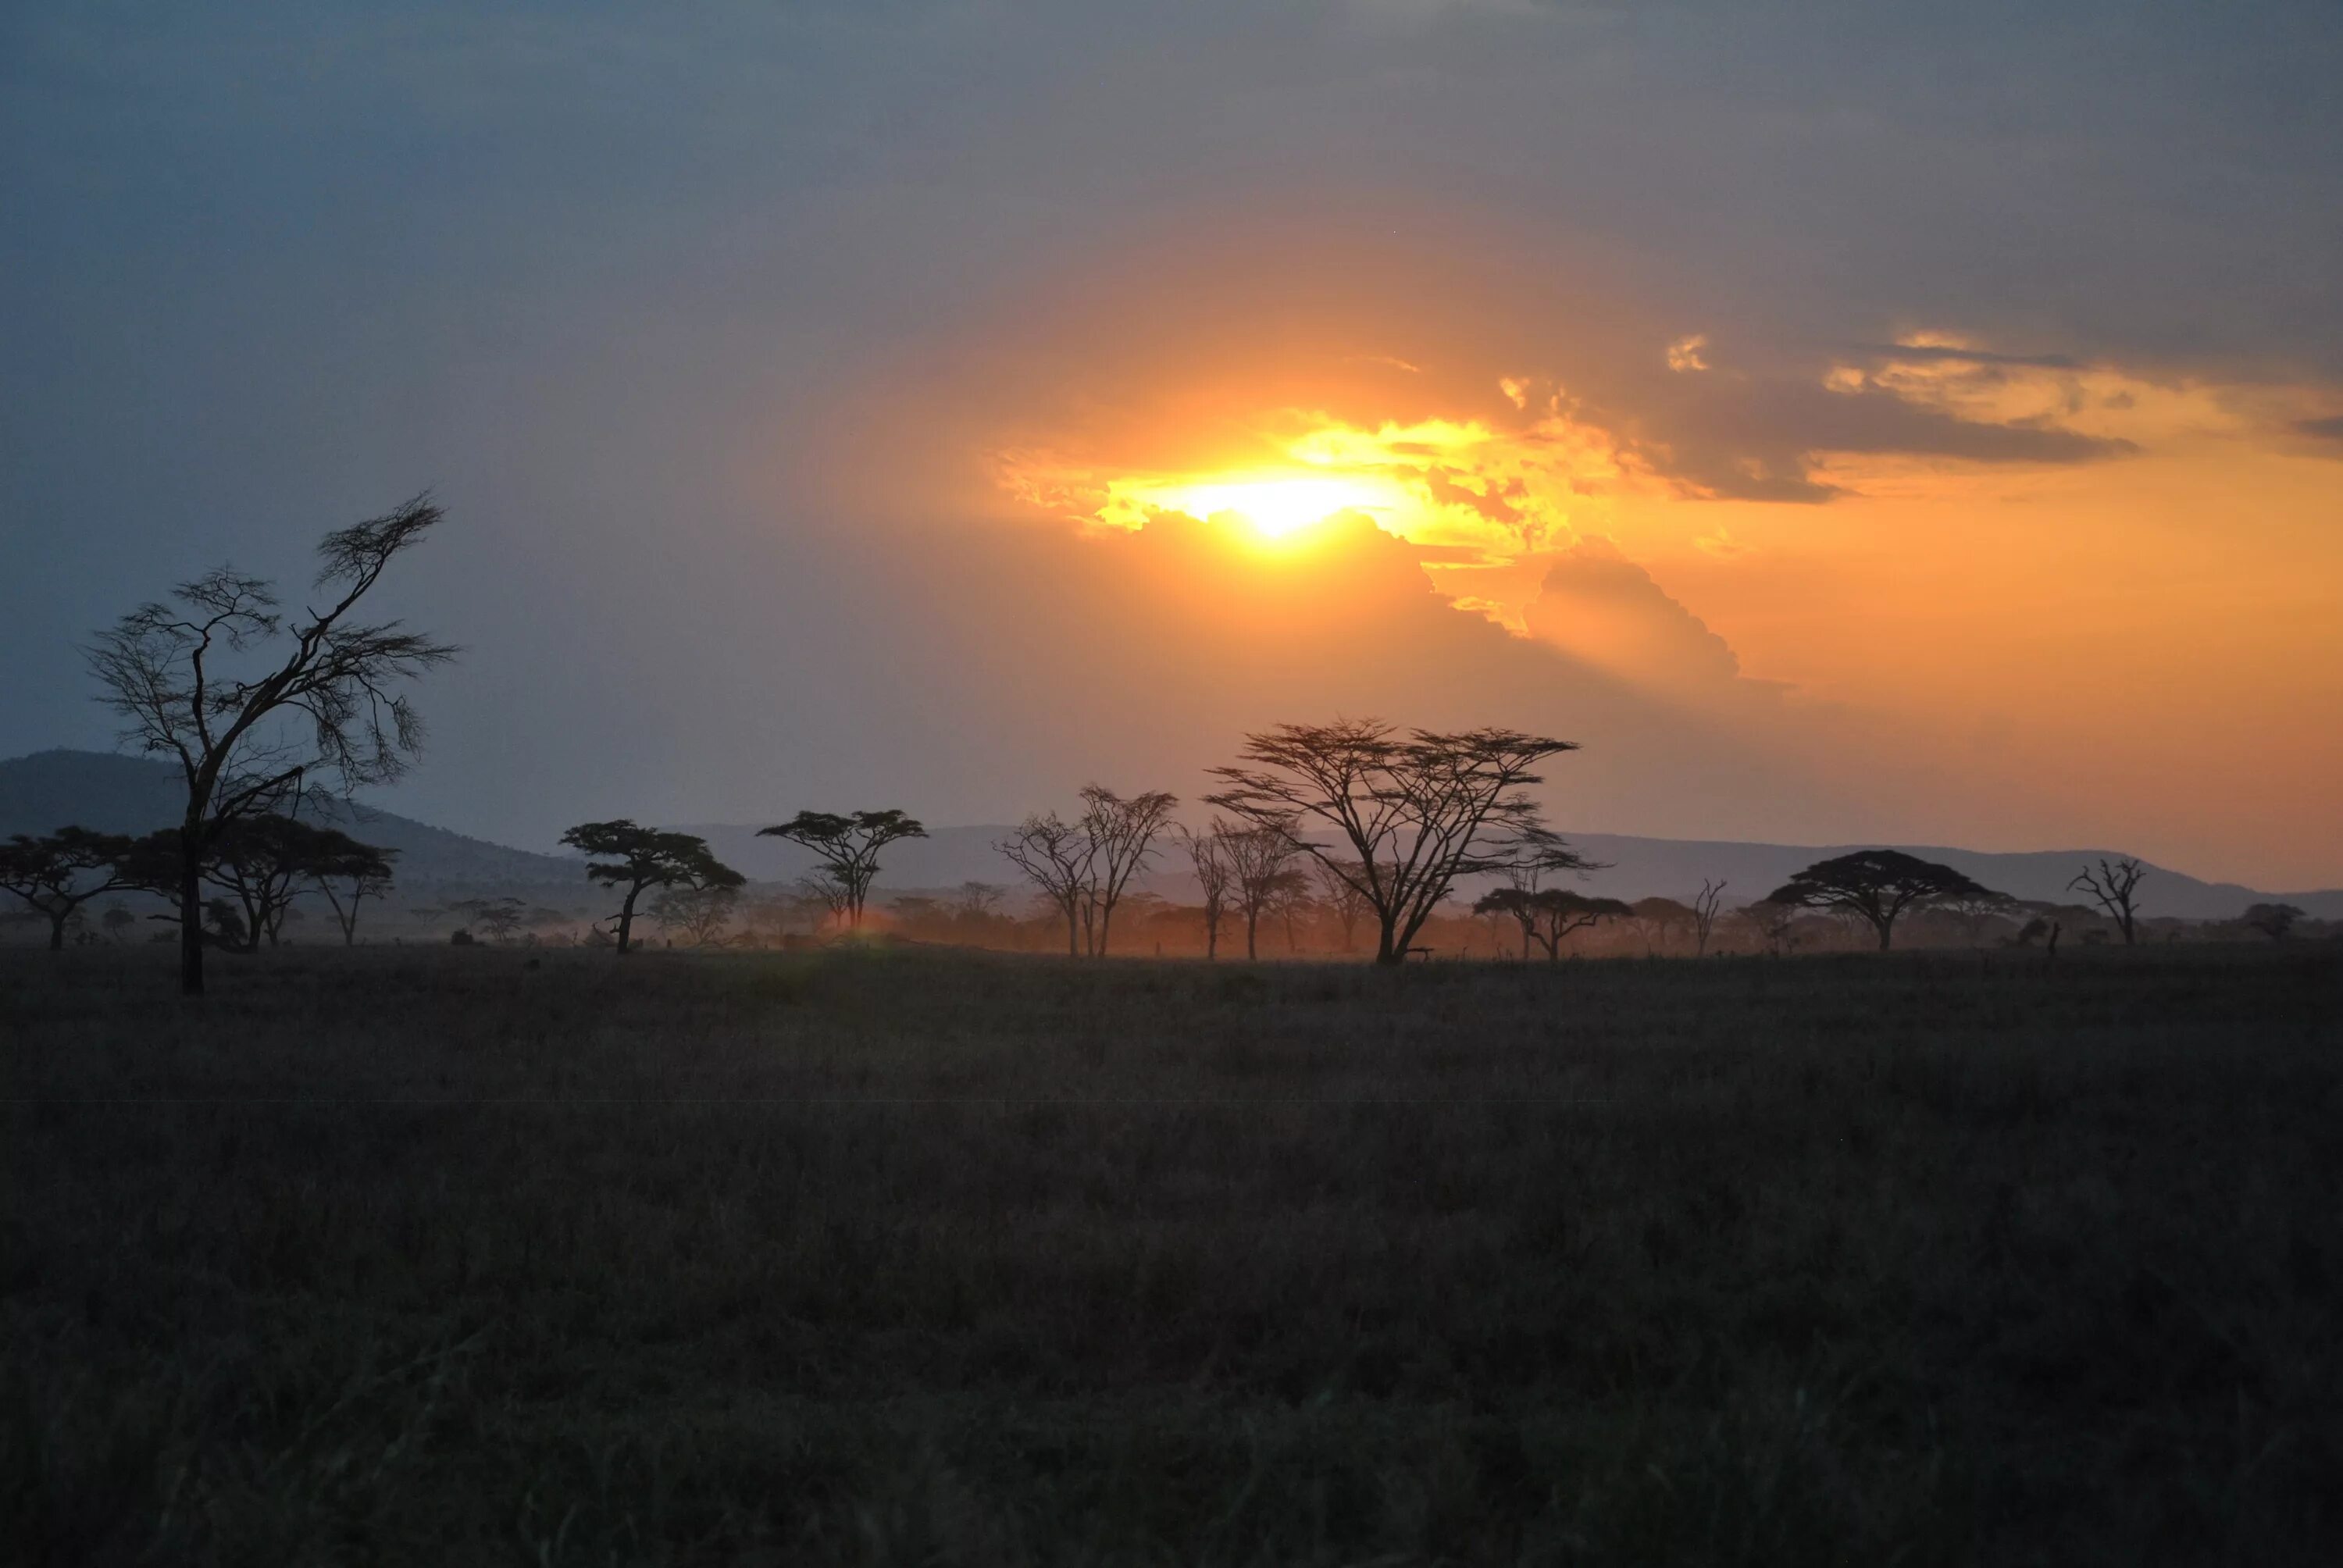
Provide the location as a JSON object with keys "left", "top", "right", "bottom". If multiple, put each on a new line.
{"left": 1131, "top": 472, "right": 1400, "bottom": 541}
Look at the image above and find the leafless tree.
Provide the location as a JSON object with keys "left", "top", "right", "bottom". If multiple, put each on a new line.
{"left": 1690, "top": 878, "right": 1728, "bottom": 957}
{"left": 2068, "top": 857, "right": 2149, "bottom": 945}
{"left": 998, "top": 812, "right": 1095, "bottom": 957}
{"left": 952, "top": 882, "right": 1007, "bottom": 920}
{"left": 1181, "top": 823, "right": 1236, "bottom": 960}
{"left": 1205, "top": 720, "right": 1592, "bottom": 965}
{"left": 84, "top": 496, "right": 458, "bottom": 993}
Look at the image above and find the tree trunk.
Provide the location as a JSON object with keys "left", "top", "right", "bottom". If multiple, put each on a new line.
{"left": 616, "top": 886, "right": 639, "bottom": 953}
{"left": 1876, "top": 922, "right": 1893, "bottom": 951}
{"left": 48, "top": 910, "right": 68, "bottom": 950}
{"left": 1373, "top": 916, "right": 1400, "bottom": 966}
{"left": 179, "top": 822, "right": 206, "bottom": 995}
{"left": 1245, "top": 911, "right": 1259, "bottom": 960}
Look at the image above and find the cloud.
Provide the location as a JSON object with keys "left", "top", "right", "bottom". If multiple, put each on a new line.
{"left": 2298, "top": 414, "right": 2343, "bottom": 444}
{"left": 1523, "top": 540, "right": 1741, "bottom": 690}
{"left": 1666, "top": 333, "right": 1711, "bottom": 372}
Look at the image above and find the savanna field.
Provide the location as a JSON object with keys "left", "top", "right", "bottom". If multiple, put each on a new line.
{"left": 5, "top": 944, "right": 2339, "bottom": 1565}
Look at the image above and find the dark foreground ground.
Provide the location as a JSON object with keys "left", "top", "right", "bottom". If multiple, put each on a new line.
{"left": 4, "top": 945, "right": 2339, "bottom": 1565}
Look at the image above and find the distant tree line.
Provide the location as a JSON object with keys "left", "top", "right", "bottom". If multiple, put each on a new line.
{"left": 16, "top": 494, "right": 2330, "bottom": 976}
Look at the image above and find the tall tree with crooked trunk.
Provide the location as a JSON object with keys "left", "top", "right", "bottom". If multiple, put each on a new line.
{"left": 2069, "top": 857, "right": 2149, "bottom": 945}
{"left": 0, "top": 828, "right": 137, "bottom": 950}
{"left": 84, "top": 496, "right": 458, "bottom": 995}
{"left": 757, "top": 810, "right": 928, "bottom": 929}
{"left": 562, "top": 821, "right": 743, "bottom": 954}
{"left": 1764, "top": 850, "right": 1999, "bottom": 951}
{"left": 1206, "top": 720, "right": 1591, "bottom": 966}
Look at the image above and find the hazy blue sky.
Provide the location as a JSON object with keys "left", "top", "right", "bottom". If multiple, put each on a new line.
{"left": 5, "top": 2, "right": 2339, "bottom": 882}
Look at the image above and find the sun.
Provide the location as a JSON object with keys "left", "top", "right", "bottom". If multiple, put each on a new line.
{"left": 1122, "top": 472, "right": 1399, "bottom": 541}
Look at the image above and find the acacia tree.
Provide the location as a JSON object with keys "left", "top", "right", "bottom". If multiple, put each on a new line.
{"left": 314, "top": 840, "right": 398, "bottom": 946}
{"left": 998, "top": 813, "right": 1092, "bottom": 956}
{"left": 1690, "top": 878, "right": 1728, "bottom": 957}
{"left": 1739, "top": 898, "right": 1799, "bottom": 956}
{"left": 448, "top": 895, "right": 528, "bottom": 943}
{"left": 1312, "top": 856, "right": 1374, "bottom": 954}
{"left": 1628, "top": 896, "right": 1696, "bottom": 957}
{"left": 1764, "top": 850, "right": 1997, "bottom": 951}
{"left": 648, "top": 884, "right": 738, "bottom": 946}
{"left": 119, "top": 814, "right": 388, "bottom": 952}
{"left": 2241, "top": 902, "right": 2304, "bottom": 942}
{"left": 997, "top": 787, "right": 1179, "bottom": 957}
{"left": 2069, "top": 857, "right": 2149, "bottom": 945}
{"left": 757, "top": 810, "right": 927, "bottom": 929}
{"left": 561, "top": 820, "right": 743, "bottom": 954}
{"left": 85, "top": 496, "right": 458, "bottom": 994}
{"left": 1473, "top": 887, "right": 1630, "bottom": 960}
{"left": 1181, "top": 823, "right": 1236, "bottom": 960}
{"left": 1205, "top": 720, "right": 1591, "bottom": 965}
{"left": 1223, "top": 821, "right": 1303, "bottom": 960}
{"left": 1077, "top": 786, "right": 1179, "bottom": 957}
{"left": 0, "top": 828, "right": 137, "bottom": 950}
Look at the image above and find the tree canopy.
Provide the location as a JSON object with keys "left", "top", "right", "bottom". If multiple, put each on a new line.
{"left": 1206, "top": 719, "right": 1590, "bottom": 964}
{"left": 562, "top": 820, "right": 742, "bottom": 954}
{"left": 1764, "top": 850, "right": 1998, "bottom": 950}
{"left": 758, "top": 809, "right": 927, "bottom": 929}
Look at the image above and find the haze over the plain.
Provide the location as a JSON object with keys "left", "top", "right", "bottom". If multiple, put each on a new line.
{"left": 4, "top": 1, "right": 2338, "bottom": 886}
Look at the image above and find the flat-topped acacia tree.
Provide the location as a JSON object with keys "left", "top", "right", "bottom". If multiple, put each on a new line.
{"left": 1764, "top": 850, "right": 1998, "bottom": 951}
{"left": 84, "top": 495, "right": 458, "bottom": 994}
{"left": 0, "top": 828, "right": 137, "bottom": 950}
{"left": 562, "top": 821, "right": 743, "bottom": 953}
{"left": 758, "top": 810, "right": 927, "bottom": 930}
{"left": 1206, "top": 720, "right": 1591, "bottom": 965}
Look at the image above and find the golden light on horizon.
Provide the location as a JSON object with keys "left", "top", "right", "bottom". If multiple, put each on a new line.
{"left": 1119, "top": 470, "right": 1404, "bottom": 542}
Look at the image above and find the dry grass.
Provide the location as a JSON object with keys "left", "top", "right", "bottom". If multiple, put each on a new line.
{"left": 4, "top": 943, "right": 2339, "bottom": 1564}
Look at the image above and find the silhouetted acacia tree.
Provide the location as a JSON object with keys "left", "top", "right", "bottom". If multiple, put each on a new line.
{"left": 648, "top": 883, "right": 738, "bottom": 946}
{"left": 1764, "top": 850, "right": 1997, "bottom": 951}
{"left": 0, "top": 828, "right": 137, "bottom": 950}
{"left": 1180, "top": 823, "right": 1235, "bottom": 960}
{"left": 1739, "top": 898, "right": 1799, "bottom": 956}
{"left": 1691, "top": 878, "right": 1728, "bottom": 957}
{"left": 314, "top": 841, "right": 398, "bottom": 945}
{"left": 1223, "top": 821, "right": 1303, "bottom": 961}
{"left": 997, "top": 787, "right": 1179, "bottom": 957}
{"left": 1628, "top": 896, "right": 1696, "bottom": 956}
{"left": 1205, "top": 720, "right": 1591, "bottom": 965}
{"left": 1312, "top": 856, "right": 1374, "bottom": 954}
{"left": 119, "top": 814, "right": 389, "bottom": 952}
{"left": 1474, "top": 886, "right": 1631, "bottom": 960}
{"left": 757, "top": 810, "right": 927, "bottom": 929}
{"left": 561, "top": 820, "right": 743, "bottom": 954}
{"left": 84, "top": 496, "right": 458, "bottom": 994}
{"left": 1935, "top": 886, "right": 2020, "bottom": 946}
{"left": 2241, "top": 902, "right": 2304, "bottom": 942}
{"left": 1077, "top": 786, "right": 1179, "bottom": 957}
{"left": 2069, "top": 857, "right": 2149, "bottom": 945}
{"left": 448, "top": 896, "right": 528, "bottom": 943}
{"left": 998, "top": 814, "right": 1092, "bottom": 957}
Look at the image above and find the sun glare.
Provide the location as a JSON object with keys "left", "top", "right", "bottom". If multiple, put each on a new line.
{"left": 1132, "top": 472, "right": 1399, "bottom": 541}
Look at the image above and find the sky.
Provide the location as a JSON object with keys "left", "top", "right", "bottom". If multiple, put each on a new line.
{"left": 3, "top": 1, "right": 2340, "bottom": 888}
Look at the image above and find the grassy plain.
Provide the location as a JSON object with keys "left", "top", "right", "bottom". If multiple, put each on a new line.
{"left": 5, "top": 943, "right": 2340, "bottom": 1564}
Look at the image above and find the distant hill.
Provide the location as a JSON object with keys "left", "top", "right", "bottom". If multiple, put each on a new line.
{"left": 0, "top": 750, "right": 585, "bottom": 888}
{"left": 8, "top": 750, "right": 2334, "bottom": 920}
